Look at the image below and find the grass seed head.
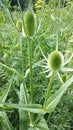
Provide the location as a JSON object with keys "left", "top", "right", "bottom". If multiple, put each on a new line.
{"left": 48, "top": 51, "right": 64, "bottom": 71}
{"left": 24, "top": 10, "right": 36, "bottom": 37}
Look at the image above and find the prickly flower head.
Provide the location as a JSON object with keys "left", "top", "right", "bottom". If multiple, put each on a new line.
{"left": 48, "top": 51, "right": 64, "bottom": 71}
{"left": 24, "top": 10, "right": 36, "bottom": 37}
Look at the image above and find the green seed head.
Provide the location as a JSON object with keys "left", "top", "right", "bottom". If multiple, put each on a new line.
{"left": 24, "top": 10, "right": 36, "bottom": 37}
{"left": 48, "top": 51, "right": 64, "bottom": 71}
{"left": 16, "top": 20, "right": 22, "bottom": 32}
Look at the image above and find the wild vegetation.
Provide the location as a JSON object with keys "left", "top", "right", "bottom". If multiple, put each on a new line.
{"left": 0, "top": 0, "right": 73, "bottom": 130}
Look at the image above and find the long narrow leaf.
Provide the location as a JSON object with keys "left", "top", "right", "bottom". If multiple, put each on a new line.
{"left": 2, "top": 103, "right": 44, "bottom": 114}
{"left": 19, "top": 83, "right": 29, "bottom": 130}
{"left": 0, "top": 111, "right": 14, "bottom": 130}
{"left": 0, "top": 62, "right": 22, "bottom": 78}
{"left": 0, "top": 73, "right": 14, "bottom": 102}
{"left": 0, "top": 73, "right": 14, "bottom": 130}
{"left": 46, "top": 75, "right": 73, "bottom": 113}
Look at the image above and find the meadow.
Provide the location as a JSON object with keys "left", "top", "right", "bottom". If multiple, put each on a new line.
{"left": 0, "top": 0, "right": 73, "bottom": 130}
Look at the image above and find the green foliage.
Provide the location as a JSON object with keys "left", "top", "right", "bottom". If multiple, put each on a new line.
{"left": 0, "top": 0, "right": 73, "bottom": 130}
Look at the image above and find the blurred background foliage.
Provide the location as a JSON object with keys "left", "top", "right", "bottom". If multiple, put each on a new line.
{"left": 1, "top": 0, "right": 73, "bottom": 10}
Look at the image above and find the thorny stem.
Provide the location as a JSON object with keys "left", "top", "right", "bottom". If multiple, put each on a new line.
{"left": 44, "top": 72, "right": 54, "bottom": 109}
{"left": 28, "top": 38, "right": 33, "bottom": 103}
{"left": 20, "top": 37, "right": 24, "bottom": 75}
{"left": 28, "top": 38, "right": 34, "bottom": 126}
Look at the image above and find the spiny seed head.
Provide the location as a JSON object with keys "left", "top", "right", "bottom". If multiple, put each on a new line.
{"left": 16, "top": 20, "right": 22, "bottom": 32}
{"left": 48, "top": 51, "right": 64, "bottom": 71}
{"left": 24, "top": 10, "right": 36, "bottom": 37}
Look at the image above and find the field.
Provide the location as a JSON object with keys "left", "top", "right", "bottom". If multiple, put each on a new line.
{"left": 0, "top": 0, "right": 73, "bottom": 130}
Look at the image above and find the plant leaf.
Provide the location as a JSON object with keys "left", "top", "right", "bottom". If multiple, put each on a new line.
{"left": 36, "top": 118, "right": 49, "bottom": 130}
{"left": 27, "top": 118, "right": 49, "bottom": 130}
{"left": 19, "top": 83, "right": 29, "bottom": 130}
{"left": 0, "top": 62, "right": 22, "bottom": 78}
{"left": 2, "top": 103, "right": 44, "bottom": 114}
{"left": 0, "top": 73, "right": 14, "bottom": 103}
{"left": 46, "top": 75, "right": 73, "bottom": 113}
{"left": 0, "top": 111, "right": 14, "bottom": 130}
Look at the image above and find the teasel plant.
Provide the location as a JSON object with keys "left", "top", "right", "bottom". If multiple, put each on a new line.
{"left": 0, "top": 0, "right": 73, "bottom": 130}
{"left": 38, "top": 25, "right": 73, "bottom": 109}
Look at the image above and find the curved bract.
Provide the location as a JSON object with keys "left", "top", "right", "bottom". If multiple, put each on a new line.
{"left": 24, "top": 10, "right": 36, "bottom": 37}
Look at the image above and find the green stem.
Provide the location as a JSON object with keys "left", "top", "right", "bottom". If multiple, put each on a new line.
{"left": 44, "top": 72, "right": 54, "bottom": 108}
{"left": 37, "top": 0, "right": 45, "bottom": 33}
{"left": 28, "top": 38, "right": 33, "bottom": 103}
{"left": 20, "top": 37, "right": 24, "bottom": 75}
{"left": 47, "top": 113, "right": 51, "bottom": 123}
